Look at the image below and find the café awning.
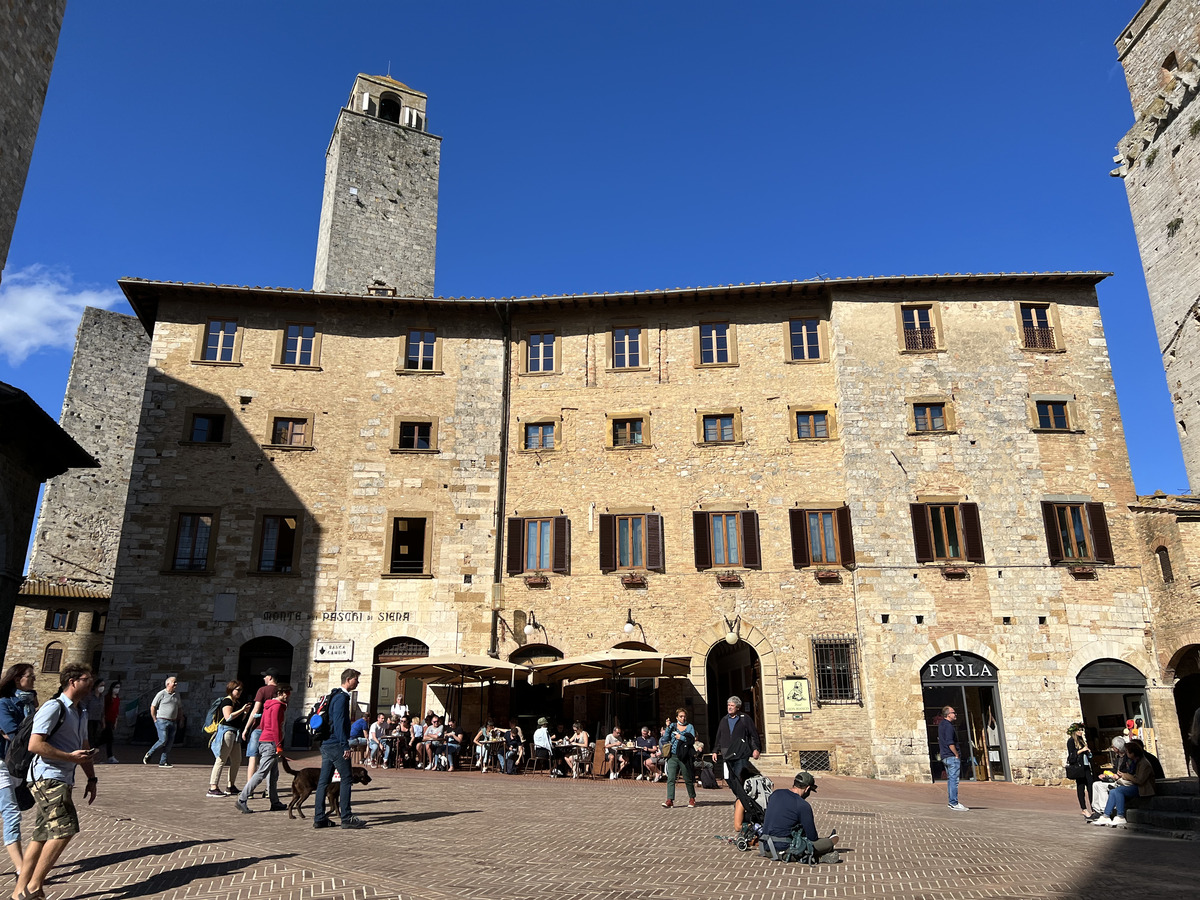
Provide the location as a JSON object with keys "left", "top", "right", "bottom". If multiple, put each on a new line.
{"left": 378, "top": 653, "right": 532, "bottom": 685}
{"left": 531, "top": 648, "right": 691, "bottom": 684}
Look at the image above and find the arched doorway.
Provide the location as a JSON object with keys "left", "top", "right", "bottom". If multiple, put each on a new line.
{"left": 373, "top": 637, "right": 429, "bottom": 718}
{"left": 920, "top": 652, "right": 1009, "bottom": 782}
{"left": 1077, "top": 658, "right": 1151, "bottom": 756}
{"left": 706, "top": 639, "right": 764, "bottom": 750}
{"left": 237, "top": 636, "right": 294, "bottom": 697}
{"left": 509, "top": 644, "right": 563, "bottom": 737}
{"left": 1170, "top": 645, "right": 1200, "bottom": 774}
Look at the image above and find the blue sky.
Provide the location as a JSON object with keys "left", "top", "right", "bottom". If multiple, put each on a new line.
{"left": 0, "top": 1, "right": 1187, "bottom": 493}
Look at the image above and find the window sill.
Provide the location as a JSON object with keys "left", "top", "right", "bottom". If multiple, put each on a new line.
{"left": 389, "top": 448, "right": 440, "bottom": 454}
{"left": 693, "top": 361, "right": 739, "bottom": 369}
{"left": 606, "top": 443, "right": 653, "bottom": 451}
{"left": 191, "top": 359, "right": 243, "bottom": 367}
{"left": 907, "top": 430, "right": 957, "bottom": 436}
{"left": 380, "top": 573, "right": 434, "bottom": 579}
{"left": 271, "top": 364, "right": 323, "bottom": 372}
{"left": 179, "top": 440, "right": 232, "bottom": 447}
{"left": 784, "top": 357, "right": 828, "bottom": 365}
{"left": 248, "top": 570, "right": 302, "bottom": 578}
{"left": 788, "top": 436, "right": 835, "bottom": 443}
{"left": 694, "top": 440, "right": 745, "bottom": 448}
{"left": 1019, "top": 346, "right": 1065, "bottom": 354}
{"left": 1031, "top": 428, "right": 1085, "bottom": 435}
{"left": 517, "top": 370, "right": 562, "bottom": 377}
{"left": 517, "top": 446, "right": 560, "bottom": 453}
{"left": 899, "top": 347, "right": 944, "bottom": 355}
{"left": 395, "top": 368, "right": 444, "bottom": 376}
{"left": 161, "top": 569, "right": 212, "bottom": 576}
{"left": 261, "top": 444, "right": 316, "bottom": 451}
{"left": 605, "top": 366, "right": 652, "bottom": 374}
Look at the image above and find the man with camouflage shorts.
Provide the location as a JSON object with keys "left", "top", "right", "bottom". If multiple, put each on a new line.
{"left": 16, "top": 663, "right": 98, "bottom": 900}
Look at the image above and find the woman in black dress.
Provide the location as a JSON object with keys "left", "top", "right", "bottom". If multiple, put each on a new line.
{"left": 1067, "top": 722, "right": 1093, "bottom": 817}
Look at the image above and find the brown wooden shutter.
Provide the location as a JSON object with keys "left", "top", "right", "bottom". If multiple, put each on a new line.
{"left": 910, "top": 504, "right": 934, "bottom": 563}
{"left": 1086, "top": 502, "right": 1115, "bottom": 564}
{"left": 646, "top": 514, "right": 665, "bottom": 572}
{"left": 552, "top": 515, "right": 571, "bottom": 574}
{"left": 66, "top": 611, "right": 79, "bottom": 632}
{"left": 506, "top": 518, "right": 524, "bottom": 575}
{"left": 598, "top": 514, "right": 616, "bottom": 572}
{"left": 741, "top": 511, "right": 762, "bottom": 569}
{"left": 789, "top": 509, "right": 810, "bottom": 569}
{"left": 1041, "top": 502, "right": 1064, "bottom": 563}
{"left": 693, "top": 511, "right": 712, "bottom": 570}
{"left": 836, "top": 504, "right": 856, "bottom": 569}
{"left": 960, "top": 503, "right": 985, "bottom": 564}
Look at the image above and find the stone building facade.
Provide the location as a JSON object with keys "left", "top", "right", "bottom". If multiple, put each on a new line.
{"left": 0, "top": 0, "right": 66, "bottom": 279}
{"left": 1113, "top": 0, "right": 1200, "bottom": 490}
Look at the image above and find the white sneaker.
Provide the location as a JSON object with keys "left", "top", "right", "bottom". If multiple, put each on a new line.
{"left": 1110, "top": 815, "right": 1127, "bottom": 827}
{"left": 636, "top": 774, "right": 644, "bottom": 781}
{"left": 426, "top": 763, "right": 434, "bottom": 770}
{"left": 1091, "top": 815, "right": 1113, "bottom": 826}
{"left": 948, "top": 802, "right": 969, "bottom": 811}
{"left": 609, "top": 771, "right": 617, "bottom": 780}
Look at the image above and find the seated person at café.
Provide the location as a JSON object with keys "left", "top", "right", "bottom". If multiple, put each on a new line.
{"left": 760, "top": 772, "right": 841, "bottom": 863}
{"left": 605, "top": 725, "right": 630, "bottom": 780}
{"left": 508, "top": 717, "right": 525, "bottom": 744}
{"left": 474, "top": 719, "right": 497, "bottom": 771}
{"left": 349, "top": 712, "right": 369, "bottom": 750}
{"left": 391, "top": 715, "right": 416, "bottom": 768}
{"left": 534, "top": 717, "right": 561, "bottom": 776}
{"left": 566, "top": 721, "right": 591, "bottom": 778}
{"left": 636, "top": 726, "right": 662, "bottom": 782}
{"left": 367, "top": 713, "right": 389, "bottom": 768}
{"left": 419, "top": 715, "right": 446, "bottom": 769}
{"left": 504, "top": 723, "right": 524, "bottom": 774}
{"left": 443, "top": 717, "right": 463, "bottom": 771}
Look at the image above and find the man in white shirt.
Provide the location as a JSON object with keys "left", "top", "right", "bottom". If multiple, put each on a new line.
{"left": 17, "top": 663, "right": 98, "bottom": 900}
{"left": 533, "top": 717, "right": 556, "bottom": 776}
{"left": 605, "top": 725, "right": 629, "bottom": 780}
{"left": 390, "top": 699, "right": 409, "bottom": 718}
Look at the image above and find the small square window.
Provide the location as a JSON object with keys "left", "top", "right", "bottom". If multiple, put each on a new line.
{"left": 702, "top": 414, "right": 735, "bottom": 443}
{"left": 271, "top": 416, "right": 310, "bottom": 447}
{"left": 523, "top": 422, "right": 556, "bottom": 450}
{"left": 1036, "top": 401, "right": 1069, "bottom": 430}
{"left": 187, "top": 413, "right": 226, "bottom": 443}
{"left": 281, "top": 323, "right": 318, "bottom": 366}
{"left": 913, "top": 403, "right": 946, "bottom": 432}
{"left": 527, "top": 332, "right": 555, "bottom": 373}
{"left": 612, "top": 418, "right": 644, "bottom": 447}
{"left": 406, "top": 329, "right": 437, "bottom": 371}
{"left": 202, "top": 319, "right": 239, "bottom": 362}
{"left": 811, "top": 636, "right": 861, "bottom": 704}
{"left": 399, "top": 421, "right": 433, "bottom": 450}
{"left": 789, "top": 319, "right": 821, "bottom": 361}
{"left": 612, "top": 327, "right": 642, "bottom": 368}
{"left": 699, "top": 323, "right": 731, "bottom": 365}
{"left": 256, "top": 514, "right": 300, "bottom": 573}
{"left": 796, "top": 411, "right": 829, "bottom": 439}
{"left": 46, "top": 609, "right": 71, "bottom": 631}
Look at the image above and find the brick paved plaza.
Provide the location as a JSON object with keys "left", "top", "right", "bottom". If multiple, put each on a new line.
{"left": 6, "top": 748, "right": 1195, "bottom": 900}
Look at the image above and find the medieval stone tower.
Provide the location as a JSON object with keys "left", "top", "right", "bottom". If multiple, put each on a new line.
{"left": 312, "top": 74, "right": 441, "bottom": 296}
{"left": 1113, "top": 0, "right": 1200, "bottom": 491}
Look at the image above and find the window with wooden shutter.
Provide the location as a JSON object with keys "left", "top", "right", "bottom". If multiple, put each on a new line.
{"left": 910, "top": 504, "right": 934, "bottom": 563}
{"left": 693, "top": 511, "right": 713, "bottom": 570}
{"left": 959, "top": 503, "right": 985, "bottom": 564}
{"left": 835, "top": 505, "right": 856, "bottom": 569}
{"left": 552, "top": 516, "right": 571, "bottom": 574}
{"left": 506, "top": 518, "right": 524, "bottom": 575}
{"left": 1041, "top": 502, "right": 1064, "bottom": 562}
{"left": 598, "top": 514, "right": 617, "bottom": 572}
{"left": 741, "top": 511, "right": 762, "bottom": 569}
{"left": 789, "top": 509, "right": 810, "bottom": 569}
{"left": 910, "top": 503, "right": 980, "bottom": 562}
{"left": 1086, "top": 502, "right": 1115, "bottom": 564}
{"left": 1041, "top": 501, "right": 1113, "bottom": 564}
{"left": 790, "top": 506, "right": 857, "bottom": 568}
{"left": 645, "top": 514, "right": 665, "bottom": 572}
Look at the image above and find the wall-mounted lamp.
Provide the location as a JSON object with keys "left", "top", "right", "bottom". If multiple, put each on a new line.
{"left": 624, "top": 609, "right": 637, "bottom": 635}
{"left": 524, "top": 610, "right": 541, "bottom": 637}
{"left": 723, "top": 614, "right": 741, "bottom": 645}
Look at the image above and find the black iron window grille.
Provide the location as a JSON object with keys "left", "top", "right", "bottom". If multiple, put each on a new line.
{"left": 811, "top": 634, "right": 862, "bottom": 705}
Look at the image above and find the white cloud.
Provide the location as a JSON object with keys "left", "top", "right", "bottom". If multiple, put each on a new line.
{"left": 0, "top": 265, "right": 124, "bottom": 365}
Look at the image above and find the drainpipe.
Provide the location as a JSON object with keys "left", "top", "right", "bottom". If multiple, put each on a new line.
{"left": 489, "top": 301, "right": 513, "bottom": 658}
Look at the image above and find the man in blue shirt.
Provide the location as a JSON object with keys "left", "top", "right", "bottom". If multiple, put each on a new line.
{"left": 939, "top": 706, "right": 969, "bottom": 811}
{"left": 760, "top": 772, "right": 839, "bottom": 862}
{"left": 313, "top": 669, "right": 367, "bottom": 829}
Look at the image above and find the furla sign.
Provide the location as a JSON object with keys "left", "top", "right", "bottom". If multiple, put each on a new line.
{"left": 921, "top": 652, "right": 998, "bottom": 684}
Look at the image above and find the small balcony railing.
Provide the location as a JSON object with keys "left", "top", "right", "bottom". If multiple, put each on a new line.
{"left": 1023, "top": 326, "right": 1056, "bottom": 350}
{"left": 903, "top": 327, "right": 938, "bottom": 351}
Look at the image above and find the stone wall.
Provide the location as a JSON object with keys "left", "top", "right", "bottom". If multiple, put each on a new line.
{"left": 0, "top": 0, "right": 65, "bottom": 276}
{"left": 28, "top": 308, "right": 150, "bottom": 583}
{"left": 312, "top": 109, "right": 440, "bottom": 296}
{"left": 1114, "top": 0, "right": 1200, "bottom": 490}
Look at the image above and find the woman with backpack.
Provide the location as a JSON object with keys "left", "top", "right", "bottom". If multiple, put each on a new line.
{"left": 207, "top": 681, "right": 251, "bottom": 798}
{"left": 0, "top": 663, "right": 39, "bottom": 877}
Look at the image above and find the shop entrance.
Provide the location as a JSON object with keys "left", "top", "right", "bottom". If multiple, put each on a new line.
{"left": 706, "top": 640, "right": 764, "bottom": 751}
{"left": 921, "top": 652, "right": 1010, "bottom": 783}
{"left": 1076, "top": 659, "right": 1151, "bottom": 755}
{"left": 373, "top": 637, "right": 429, "bottom": 718}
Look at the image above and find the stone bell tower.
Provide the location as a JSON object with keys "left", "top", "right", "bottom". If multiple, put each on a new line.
{"left": 313, "top": 74, "right": 440, "bottom": 296}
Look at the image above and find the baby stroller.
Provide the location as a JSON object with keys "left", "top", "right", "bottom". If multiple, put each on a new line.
{"left": 731, "top": 774, "right": 773, "bottom": 850}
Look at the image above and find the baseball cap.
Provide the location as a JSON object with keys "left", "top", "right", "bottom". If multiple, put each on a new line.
{"left": 261, "top": 667, "right": 281, "bottom": 679}
{"left": 537, "top": 717, "right": 549, "bottom": 726}
{"left": 793, "top": 771, "right": 818, "bottom": 791}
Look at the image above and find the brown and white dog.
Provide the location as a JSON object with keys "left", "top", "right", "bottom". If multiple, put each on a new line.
{"left": 280, "top": 756, "right": 372, "bottom": 819}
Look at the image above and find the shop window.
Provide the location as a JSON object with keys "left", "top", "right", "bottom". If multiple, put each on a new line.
{"left": 789, "top": 506, "right": 855, "bottom": 568}
{"left": 811, "top": 635, "right": 861, "bottom": 704}
{"left": 1041, "top": 501, "right": 1114, "bottom": 564}
{"left": 598, "top": 513, "right": 665, "bottom": 572}
{"left": 910, "top": 502, "right": 985, "bottom": 564}
{"left": 505, "top": 516, "right": 571, "bottom": 575}
{"left": 692, "top": 510, "right": 761, "bottom": 570}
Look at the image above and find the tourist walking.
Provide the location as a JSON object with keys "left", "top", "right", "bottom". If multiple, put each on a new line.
{"left": 1066, "top": 722, "right": 1092, "bottom": 818}
{"left": 143, "top": 676, "right": 182, "bottom": 767}
{"left": 313, "top": 669, "right": 367, "bottom": 829}
{"left": 236, "top": 683, "right": 290, "bottom": 813}
{"left": 15, "top": 663, "right": 98, "bottom": 900}
{"left": 0, "top": 663, "right": 39, "bottom": 878}
{"left": 939, "top": 706, "right": 969, "bottom": 811}
{"left": 660, "top": 707, "right": 697, "bottom": 809}
{"left": 208, "top": 681, "right": 250, "bottom": 797}
{"left": 712, "top": 695, "right": 761, "bottom": 828}
{"left": 99, "top": 680, "right": 120, "bottom": 763}
{"left": 241, "top": 668, "right": 279, "bottom": 793}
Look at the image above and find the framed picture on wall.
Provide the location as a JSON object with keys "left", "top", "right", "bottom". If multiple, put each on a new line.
{"left": 783, "top": 677, "right": 811, "bottom": 714}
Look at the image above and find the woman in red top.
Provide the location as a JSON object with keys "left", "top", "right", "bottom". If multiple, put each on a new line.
{"left": 99, "top": 680, "right": 122, "bottom": 763}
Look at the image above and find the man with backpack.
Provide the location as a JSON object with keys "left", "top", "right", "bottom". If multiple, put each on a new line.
{"left": 760, "top": 772, "right": 841, "bottom": 863}
{"left": 312, "top": 669, "right": 367, "bottom": 830}
{"left": 14, "top": 664, "right": 99, "bottom": 900}
{"left": 712, "top": 695, "right": 761, "bottom": 830}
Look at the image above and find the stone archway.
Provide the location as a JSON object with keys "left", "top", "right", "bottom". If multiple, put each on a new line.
{"left": 687, "top": 619, "right": 779, "bottom": 754}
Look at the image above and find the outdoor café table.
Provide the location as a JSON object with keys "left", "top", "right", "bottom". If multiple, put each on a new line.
{"left": 477, "top": 738, "right": 505, "bottom": 772}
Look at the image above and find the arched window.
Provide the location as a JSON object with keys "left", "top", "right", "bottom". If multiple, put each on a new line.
{"left": 1156, "top": 546, "right": 1174, "bottom": 583}
{"left": 378, "top": 93, "right": 402, "bottom": 124}
{"left": 43, "top": 642, "right": 64, "bottom": 674}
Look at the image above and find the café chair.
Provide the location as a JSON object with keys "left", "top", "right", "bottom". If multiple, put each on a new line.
{"left": 524, "top": 748, "right": 554, "bottom": 776}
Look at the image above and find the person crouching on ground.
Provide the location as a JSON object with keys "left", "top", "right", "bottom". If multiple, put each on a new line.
{"left": 236, "top": 683, "right": 290, "bottom": 813}
{"left": 760, "top": 772, "right": 840, "bottom": 863}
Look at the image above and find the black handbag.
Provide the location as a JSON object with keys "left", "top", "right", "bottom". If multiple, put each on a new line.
{"left": 1065, "top": 763, "right": 1089, "bottom": 780}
